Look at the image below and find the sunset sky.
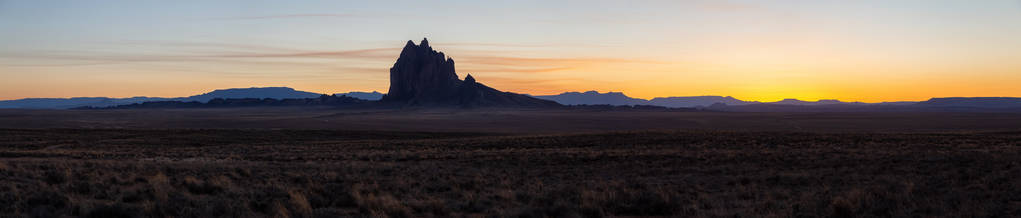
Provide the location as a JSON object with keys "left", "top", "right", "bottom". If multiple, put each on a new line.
{"left": 1, "top": 0, "right": 1019, "bottom": 102}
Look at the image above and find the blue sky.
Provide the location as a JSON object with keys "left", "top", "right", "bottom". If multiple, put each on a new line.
{"left": 1, "top": 0, "right": 1020, "bottom": 101}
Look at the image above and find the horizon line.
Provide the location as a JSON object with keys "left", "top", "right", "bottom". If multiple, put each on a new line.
{"left": 3, "top": 86, "right": 1018, "bottom": 104}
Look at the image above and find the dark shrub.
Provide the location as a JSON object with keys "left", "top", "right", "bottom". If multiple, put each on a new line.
{"left": 183, "top": 176, "right": 224, "bottom": 195}
{"left": 87, "top": 203, "right": 138, "bottom": 218}
{"left": 25, "top": 191, "right": 68, "bottom": 209}
{"left": 70, "top": 181, "right": 92, "bottom": 195}
{"left": 43, "top": 168, "right": 69, "bottom": 185}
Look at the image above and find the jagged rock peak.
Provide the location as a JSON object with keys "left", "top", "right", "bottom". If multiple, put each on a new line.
{"left": 383, "top": 38, "right": 460, "bottom": 103}
{"left": 380, "top": 39, "right": 561, "bottom": 108}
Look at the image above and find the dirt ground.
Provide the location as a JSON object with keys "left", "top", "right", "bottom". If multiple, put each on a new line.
{"left": 2, "top": 108, "right": 1020, "bottom": 133}
{"left": 1, "top": 108, "right": 1020, "bottom": 217}
{"left": 1, "top": 128, "right": 1020, "bottom": 217}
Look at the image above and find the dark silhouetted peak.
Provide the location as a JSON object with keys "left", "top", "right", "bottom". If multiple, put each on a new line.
{"left": 384, "top": 39, "right": 460, "bottom": 103}
{"left": 381, "top": 39, "right": 560, "bottom": 108}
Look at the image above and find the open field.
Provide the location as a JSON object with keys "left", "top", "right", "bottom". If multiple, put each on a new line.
{"left": 2, "top": 128, "right": 1021, "bottom": 217}
{"left": 2, "top": 108, "right": 1021, "bottom": 133}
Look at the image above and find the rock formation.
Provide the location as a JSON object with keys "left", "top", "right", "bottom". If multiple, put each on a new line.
{"left": 381, "top": 38, "right": 561, "bottom": 107}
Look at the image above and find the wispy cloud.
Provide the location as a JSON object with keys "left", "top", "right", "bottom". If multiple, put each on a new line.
{"left": 472, "top": 75, "right": 592, "bottom": 95}
{"left": 694, "top": 1, "right": 762, "bottom": 12}
{"left": 0, "top": 46, "right": 400, "bottom": 67}
{"left": 0, "top": 52, "right": 340, "bottom": 68}
{"left": 434, "top": 42, "right": 612, "bottom": 48}
{"left": 197, "top": 48, "right": 399, "bottom": 59}
{"left": 450, "top": 55, "right": 666, "bottom": 78}
{"left": 327, "top": 66, "right": 390, "bottom": 76}
{"left": 0, "top": 40, "right": 664, "bottom": 81}
{"left": 483, "top": 76, "right": 582, "bottom": 85}
{"left": 212, "top": 13, "right": 356, "bottom": 20}
{"left": 459, "top": 67, "right": 574, "bottom": 74}
{"left": 435, "top": 42, "right": 552, "bottom": 48}
{"left": 458, "top": 56, "right": 664, "bottom": 67}
{"left": 112, "top": 40, "right": 309, "bottom": 53}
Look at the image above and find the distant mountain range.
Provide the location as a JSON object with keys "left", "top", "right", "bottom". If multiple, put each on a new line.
{"left": 0, "top": 87, "right": 383, "bottom": 109}
{"left": 4, "top": 87, "right": 1021, "bottom": 112}
{"left": 532, "top": 91, "right": 758, "bottom": 107}
{"left": 708, "top": 97, "right": 1021, "bottom": 112}
{"left": 649, "top": 96, "right": 756, "bottom": 108}
{"left": 533, "top": 91, "right": 648, "bottom": 106}
{"left": 534, "top": 91, "right": 1021, "bottom": 111}
{"left": 534, "top": 91, "right": 889, "bottom": 107}
{"left": 4, "top": 87, "right": 1020, "bottom": 112}
{"left": 91, "top": 94, "right": 366, "bottom": 109}
{"left": 916, "top": 97, "right": 1021, "bottom": 108}
{"left": 186, "top": 87, "right": 322, "bottom": 102}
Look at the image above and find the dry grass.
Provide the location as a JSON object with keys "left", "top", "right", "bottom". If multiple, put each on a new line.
{"left": 0, "top": 129, "right": 1020, "bottom": 217}
{"left": 289, "top": 190, "right": 313, "bottom": 217}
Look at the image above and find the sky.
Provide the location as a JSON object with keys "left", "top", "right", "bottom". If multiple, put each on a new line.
{"left": 1, "top": 0, "right": 1020, "bottom": 102}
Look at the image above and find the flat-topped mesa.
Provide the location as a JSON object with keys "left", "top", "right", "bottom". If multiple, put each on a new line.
{"left": 381, "top": 38, "right": 561, "bottom": 107}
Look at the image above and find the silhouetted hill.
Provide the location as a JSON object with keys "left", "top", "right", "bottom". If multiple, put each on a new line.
{"left": 707, "top": 103, "right": 898, "bottom": 112}
{"left": 183, "top": 87, "right": 321, "bottom": 102}
{"left": 534, "top": 92, "right": 761, "bottom": 108}
{"left": 759, "top": 98, "right": 869, "bottom": 106}
{"left": 0, "top": 97, "right": 173, "bottom": 109}
{"left": 917, "top": 97, "right": 1021, "bottom": 108}
{"left": 82, "top": 94, "right": 365, "bottom": 109}
{"left": 530, "top": 92, "right": 1020, "bottom": 112}
{"left": 707, "top": 98, "right": 1021, "bottom": 112}
{"left": 534, "top": 91, "right": 648, "bottom": 105}
{"left": 648, "top": 96, "right": 754, "bottom": 108}
{"left": 533, "top": 92, "right": 877, "bottom": 108}
{"left": 381, "top": 38, "right": 560, "bottom": 107}
{"left": 0, "top": 87, "right": 350, "bottom": 109}
{"left": 337, "top": 91, "right": 383, "bottom": 100}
